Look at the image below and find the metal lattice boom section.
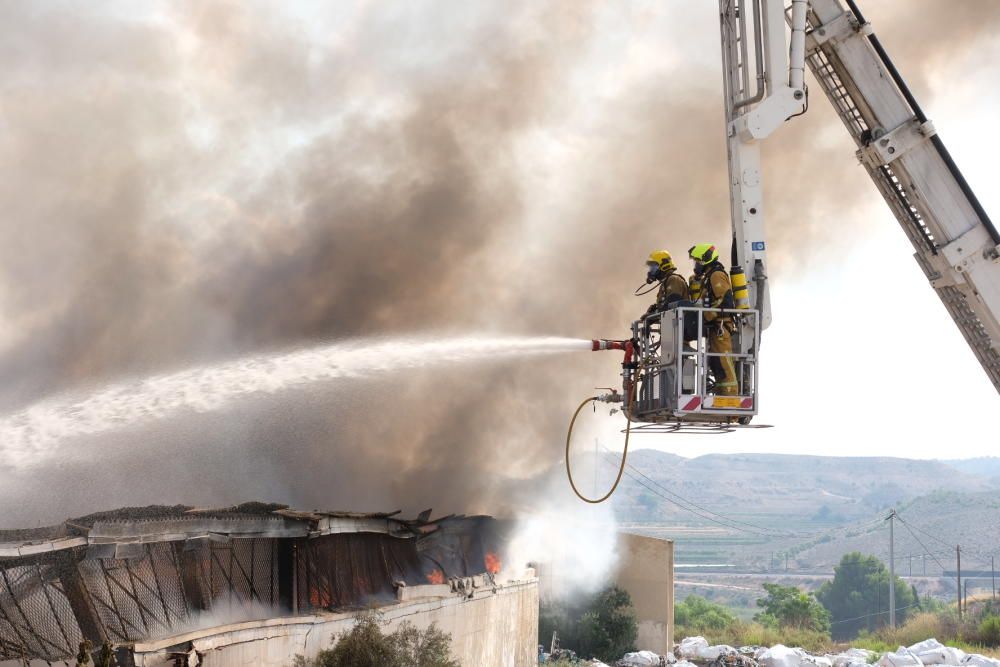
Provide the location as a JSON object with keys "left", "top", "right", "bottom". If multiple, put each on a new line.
{"left": 805, "top": 1, "right": 1000, "bottom": 391}
{"left": 804, "top": 23, "right": 938, "bottom": 255}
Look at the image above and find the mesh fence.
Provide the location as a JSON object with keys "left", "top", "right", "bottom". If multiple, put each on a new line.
{"left": 0, "top": 560, "right": 83, "bottom": 662}
{"left": 199, "top": 538, "right": 278, "bottom": 615}
{"left": 0, "top": 522, "right": 484, "bottom": 661}
{"left": 78, "top": 542, "right": 191, "bottom": 642}
{"left": 0, "top": 538, "right": 280, "bottom": 659}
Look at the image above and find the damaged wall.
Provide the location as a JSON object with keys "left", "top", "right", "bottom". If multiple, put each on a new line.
{"left": 0, "top": 505, "right": 511, "bottom": 664}
{"left": 129, "top": 578, "right": 539, "bottom": 667}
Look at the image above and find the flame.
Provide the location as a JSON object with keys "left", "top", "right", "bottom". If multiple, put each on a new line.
{"left": 484, "top": 552, "right": 501, "bottom": 575}
{"left": 426, "top": 569, "right": 445, "bottom": 585}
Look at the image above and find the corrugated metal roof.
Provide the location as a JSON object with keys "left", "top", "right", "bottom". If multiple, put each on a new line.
{"left": 0, "top": 504, "right": 426, "bottom": 557}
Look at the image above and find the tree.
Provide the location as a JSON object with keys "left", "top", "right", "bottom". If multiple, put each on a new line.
{"left": 816, "top": 553, "right": 916, "bottom": 640}
{"left": 539, "top": 586, "right": 638, "bottom": 663}
{"left": 675, "top": 595, "right": 737, "bottom": 631}
{"left": 754, "top": 583, "right": 830, "bottom": 632}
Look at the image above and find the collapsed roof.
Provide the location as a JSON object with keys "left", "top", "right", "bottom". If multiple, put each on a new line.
{"left": 0, "top": 503, "right": 505, "bottom": 663}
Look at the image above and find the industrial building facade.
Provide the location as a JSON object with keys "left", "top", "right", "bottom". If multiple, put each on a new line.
{"left": 0, "top": 504, "right": 538, "bottom": 666}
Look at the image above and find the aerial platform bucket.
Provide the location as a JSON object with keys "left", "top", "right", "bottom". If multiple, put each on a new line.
{"left": 627, "top": 306, "right": 760, "bottom": 425}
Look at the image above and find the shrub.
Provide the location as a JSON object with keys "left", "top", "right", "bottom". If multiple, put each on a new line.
{"left": 876, "top": 611, "right": 957, "bottom": 648}
{"left": 755, "top": 583, "right": 830, "bottom": 632}
{"left": 980, "top": 616, "right": 1000, "bottom": 647}
{"left": 539, "top": 586, "right": 638, "bottom": 663}
{"left": 304, "top": 611, "right": 458, "bottom": 667}
{"left": 675, "top": 595, "right": 737, "bottom": 631}
{"left": 726, "top": 620, "right": 831, "bottom": 653}
{"left": 849, "top": 609, "right": 1000, "bottom": 658}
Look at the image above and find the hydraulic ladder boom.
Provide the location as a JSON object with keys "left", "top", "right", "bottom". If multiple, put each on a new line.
{"left": 804, "top": 0, "right": 1000, "bottom": 392}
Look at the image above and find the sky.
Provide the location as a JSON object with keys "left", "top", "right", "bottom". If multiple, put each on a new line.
{"left": 0, "top": 0, "right": 997, "bottom": 524}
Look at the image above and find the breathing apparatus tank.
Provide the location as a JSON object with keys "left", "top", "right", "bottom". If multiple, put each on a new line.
{"left": 688, "top": 275, "right": 702, "bottom": 303}
{"left": 730, "top": 265, "right": 750, "bottom": 309}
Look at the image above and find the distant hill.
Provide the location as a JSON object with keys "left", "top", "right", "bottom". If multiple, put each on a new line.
{"left": 941, "top": 457, "right": 1000, "bottom": 481}
{"left": 605, "top": 450, "right": 998, "bottom": 568}
{"left": 613, "top": 450, "right": 993, "bottom": 527}
{"left": 786, "top": 489, "right": 1000, "bottom": 575}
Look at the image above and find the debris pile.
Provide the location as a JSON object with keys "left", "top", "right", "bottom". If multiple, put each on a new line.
{"left": 542, "top": 637, "right": 1000, "bottom": 667}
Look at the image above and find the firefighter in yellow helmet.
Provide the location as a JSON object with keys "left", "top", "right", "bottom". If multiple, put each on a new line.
{"left": 644, "top": 250, "right": 689, "bottom": 316}
{"left": 688, "top": 243, "right": 739, "bottom": 396}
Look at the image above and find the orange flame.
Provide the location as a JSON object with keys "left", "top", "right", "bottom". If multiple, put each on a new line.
{"left": 426, "top": 569, "right": 445, "bottom": 585}
{"left": 484, "top": 552, "right": 501, "bottom": 575}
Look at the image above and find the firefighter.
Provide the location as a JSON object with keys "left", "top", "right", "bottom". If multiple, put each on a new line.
{"left": 643, "top": 250, "right": 688, "bottom": 316}
{"left": 688, "top": 243, "right": 739, "bottom": 396}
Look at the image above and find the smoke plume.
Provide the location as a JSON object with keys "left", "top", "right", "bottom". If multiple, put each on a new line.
{"left": 0, "top": 0, "right": 997, "bottom": 527}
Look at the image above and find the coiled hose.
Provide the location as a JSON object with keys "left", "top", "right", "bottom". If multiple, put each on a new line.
{"left": 564, "top": 379, "right": 637, "bottom": 504}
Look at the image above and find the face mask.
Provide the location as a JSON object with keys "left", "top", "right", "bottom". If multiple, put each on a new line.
{"left": 693, "top": 262, "right": 705, "bottom": 277}
{"left": 646, "top": 262, "right": 663, "bottom": 284}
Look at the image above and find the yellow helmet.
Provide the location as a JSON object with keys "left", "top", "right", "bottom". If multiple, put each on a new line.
{"left": 645, "top": 250, "right": 676, "bottom": 284}
{"left": 688, "top": 243, "right": 719, "bottom": 265}
{"left": 646, "top": 250, "right": 676, "bottom": 272}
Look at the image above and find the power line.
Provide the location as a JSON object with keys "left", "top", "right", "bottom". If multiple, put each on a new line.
{"left": 605, "top": 457, "right": 791, "bottom": 538}
{"left": 602, "top": 451, "right": 804, "bottom": 538}
{"left": 895, "top": 515, "right": 949, "bottom": 573}
{"left": 894, "top": 511, "right": 953, "bottom": 549}
{"left": 613, "top": 465, "right": 769, "bottom": 536}
{"left": 830, "top": 602, "right": 920, "bottom": 626}
{"left": 602, "top": 449, "right": 809, "bottom": 538}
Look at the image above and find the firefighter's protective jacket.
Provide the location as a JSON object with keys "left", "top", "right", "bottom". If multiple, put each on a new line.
{"left": 655, "top": 272, "right": 690, "bottom": 311}
{"left": 699, "top": 262, "right": 735, "bottom": 322}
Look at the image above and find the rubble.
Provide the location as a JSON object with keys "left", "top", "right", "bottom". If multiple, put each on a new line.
{"left": 879, "top": 648, "right": 924, "bottom": 667}
{"left": 619, "top": 650, "right": 669, "bottom": 666}
{"left": 833, "top": 648, "right": 876, "bottom": 667}
{"left": 679, "top": 637, "right": 711, "bottom": 660}
{"left": 546, "top": 637, "right": 1000, "bottom": 667}
{"left": 960, "top": 656, "right": 1000, "bottom": 667}
{"left": 907, "top": 639, "right": 967, "bottom": 666}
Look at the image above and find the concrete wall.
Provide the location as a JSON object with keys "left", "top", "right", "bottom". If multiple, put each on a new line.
{"left": 130, "top": 575, "right": 538, "bottom": 667}
{"left": 614, "top": 533, "right": 674, "bottom": 654}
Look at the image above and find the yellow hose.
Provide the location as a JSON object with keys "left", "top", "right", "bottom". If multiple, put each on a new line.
{"left": 564, "top": 382, "right": 635, "bottom": 504}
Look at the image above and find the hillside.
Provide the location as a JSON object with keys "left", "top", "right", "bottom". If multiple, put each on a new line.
{"left": 942, "top": 457, "right": 1000, "bottom": 481}
{"left": 786, "top": 489, "right": 1000, "bottom": 575}
{"left": 605, "top": 450, "right": 998, "bottom": 568}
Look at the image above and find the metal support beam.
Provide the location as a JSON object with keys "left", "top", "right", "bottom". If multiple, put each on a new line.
{"left": 175, "top": 542, "right": 208, "bottom": 612}
{"left": 57, "top": 553, "right": 106, "bottom": 646}
{"left": 277, "top": 539, "right": 296, "bottom": 614}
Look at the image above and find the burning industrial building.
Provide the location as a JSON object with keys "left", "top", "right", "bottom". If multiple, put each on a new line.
{"left": 0, "top": 502, "right": 539, "bottom": 666}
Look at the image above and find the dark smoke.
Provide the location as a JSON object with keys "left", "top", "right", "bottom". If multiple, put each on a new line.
{"left": 0, "top": 1, "right": 996, "bottom": 527}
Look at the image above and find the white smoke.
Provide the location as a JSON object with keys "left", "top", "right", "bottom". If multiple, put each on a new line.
{"left": 504, "top": 473, "right": 620, "bottom": 598}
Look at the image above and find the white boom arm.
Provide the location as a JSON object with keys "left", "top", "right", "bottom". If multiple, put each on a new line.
{"left": 720, "top": 0, "right": 1000, "bottom": 392}
{"left": 720, "top": 0, "right": 808, "bottom": 331}
{"left": 803, "top": 0, "right": 1000, "bottom": 392}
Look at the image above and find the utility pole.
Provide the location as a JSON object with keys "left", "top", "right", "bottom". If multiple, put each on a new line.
{"left": 957, "top": 546, "right": 962, "bottom": 620}
{"left": 909, "top": 555, "right": 912, "bottom": 578}
{"left": 785, "top": 553, "right": 789, "bottom": 572}
{"left": 888, "top": 509, "right": 896, "bottom": 628}
{"left": 992, "top": 556, "right": 996, "bottom": 600}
